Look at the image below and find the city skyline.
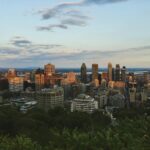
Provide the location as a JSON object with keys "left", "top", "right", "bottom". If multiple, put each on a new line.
{"left": 0, "top": 0, "right": 150, "bottom": 68}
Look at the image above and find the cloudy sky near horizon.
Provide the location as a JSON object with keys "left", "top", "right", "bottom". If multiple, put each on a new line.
{"left": 0, "top": 0, "right": 150, "bottom": 68}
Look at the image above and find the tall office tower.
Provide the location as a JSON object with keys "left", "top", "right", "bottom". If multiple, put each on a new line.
{"left": 81, "top": 63, "right": 87, "bottom": 83}
{"left": 115, "top": 64, "right": 120, "bottom": 81}
{"left": 7, "top": 68, "right": 17, "bottom": 80}
{"left": 108, "top": 62, "right": 113, "bottom": 81}
{"left": 112, "top": 68, "right": 115, "bottom": 81}
{"left": 44, "top": 63, "right": 55, "bottom": 85}
{"left": 92, "top": 64, "right": 98, "bottom": 81}
{"left": 44, "top": 63, "right": 55, "bottom": 76}
{"left": 121, "top": 66, "right": 126, "bottom": 82}
{"left": 35, "top": 69, "right": 45, "bottom": 91}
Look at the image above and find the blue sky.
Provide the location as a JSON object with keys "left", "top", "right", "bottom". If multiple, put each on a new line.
{"left": 0, "top": 0, "right": 150, "bottom": 68}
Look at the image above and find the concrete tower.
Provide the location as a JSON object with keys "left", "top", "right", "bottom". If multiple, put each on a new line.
{"left": 81, "top": 63, "right": 87, "bottom": 83}
{"left": 108, "top": 62, "right": 113, "bottom": 81}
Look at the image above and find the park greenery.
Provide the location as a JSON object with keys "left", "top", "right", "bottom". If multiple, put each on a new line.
{"left": 0, "top": 106, "right": 150, "bottom": 150}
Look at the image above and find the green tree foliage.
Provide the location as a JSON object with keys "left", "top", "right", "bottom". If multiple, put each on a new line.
{"left": 0, "top": 106, "right": 150, "bottom": 150}
{"left": 0, "top": 136, "right": 41, "bottom": 150}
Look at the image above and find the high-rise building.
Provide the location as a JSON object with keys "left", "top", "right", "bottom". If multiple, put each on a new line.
{"left": 44, "top": 63, "right": 55, "bottom": 77}
{"left": 101, "top": 72, "right": 108, "bottom": 81}
{"left": 35, "top": 69, "right": 44, "bottom": 91}
{"left": 7, "top": 68, "right": 17, "bottom": 80}
{"left": 121, "top": 66, "right": 126, "bottom": 82}
{"left": 143, "top": 72, "right": 150, "bottom": 83}
{"left": 30, "top": 70, "right": 36, "bottom": 82}
{"left": 24, "top": 72, "right": 31, "bottom": 82}
{"left": 37, "top": 87, "right": 64, "bottom": 112}
{"left": 112, "top": 68, "right": 115, "bottom": 81}
{"left": 61, "top": 72, "right": 76, "bottom": 85}
{"left": 129, "top": 82, "right": 137, "bottom": 103}
{"left": 44, "top": 63, "right": 55, "bottom": 85}
{"left": 115, "top": 64, "right": 120, "bottom": 81}
{"left": 80, "top": 63, "right": 87, "bottom": 83}
{"left": 9, "top": 77, "right": 23, "bottom": 92}
{"left": 35, "top": 74, "right": 45, "bottom": 91}
{"left": 108, "top": 62, "right": 113, "bottom": 81}
{"left": 92, "top": 64, "right": 98, "bottom": 81}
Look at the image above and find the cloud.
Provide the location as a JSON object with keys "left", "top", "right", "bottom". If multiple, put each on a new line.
{"left": 61, "top": 18, "right": 87, "bottom": 26}
{"left": 37, "top": 9, "right": 90, "bottom": 31}
{"left": 0, "top": 36, "right": 64, "bottom": 63}
{"left": 10, "top": 36, "right": 32, "bottom": 47}
{"left": 38, "top": 0, "right": 128, "bottom": 20}
{"left": 37, "top": 18, "right": 87, "bottom": 31}
{"left": 1, "top": 39, "right": 150, "bottom": 68}
{"left": 0, "top": 47, "right": 21, "bottom": 56}
{"left": 37, "top": 24, "right": 68, "bottom": 31}
{"left": 36, "top": 0, "right": 128, "bottom": 31}
{"left": 83, "top": 0, "right": 127, "bottom": 5}
{"left": 38, "top": 1, "right": 83, "bottom": 20}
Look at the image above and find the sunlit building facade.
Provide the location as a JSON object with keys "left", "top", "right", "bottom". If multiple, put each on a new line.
{"left": 9, "top": 77, "right": 24, "bottom": 92}
{"left": 92, "top": 64, "right": 98, "bottom": 81}
{"left": 108, "top": 62, "right": 113, "bottom": 81}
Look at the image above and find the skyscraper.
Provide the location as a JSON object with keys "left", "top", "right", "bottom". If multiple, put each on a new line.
{"left": 44, "top": 63, "right": 55, "bottom": 77}
{"left": 7, "top": 68, "right": 17, "bottom": 80}
{"left": 92, "top": 64, "right": 98, "bottom": 81}
{"left": 44, "top": 63, "right": 55, "bottom": 85}
{"left": 108, "top": 62, "right": 113, "bottom": 81}
{"left": 35, "top": 68, "right": 44, "bottom": 91}
{"left": 121, "top": 66, "right": 126, "bottom": 82}
{"left": 81, "top": 63, "right": 87, "bottom": 83}
{"left": 112, "top": 68, "right": 115, "bottom": 81}
{"left": 115, "top": 64, "right": 120, "bottom": 81}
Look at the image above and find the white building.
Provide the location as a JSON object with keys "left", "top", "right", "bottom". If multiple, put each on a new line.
{"left": 9, "top": 77, "right": 24, "bottom": 92}
{"left": 71, "top": 94, "right": 98, "bottom": 113}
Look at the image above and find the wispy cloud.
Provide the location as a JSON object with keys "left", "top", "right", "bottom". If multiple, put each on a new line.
{"left": 38, "top": 1, "right": 83, "bottom": 20}
{"left": 36, "top": 0, "right": 128, "bottom": 31}
{"left": 37, "top": 24, "right": 68, "bottom": 31}
{"left": 61, "top": 18, "right": 87, "bottom": 26}
{"left": 0, "top": 36, "right": 64, "bottom": 64}
{"left": 83, "top": 0, "right": 127, "bottom": 5}
{"left": 10, "top": 36, "right": 32, "bottom": 47}
{"left": 38, "top": 0, "right": 128, "bottom": 20}
{"left": 0, "top": 37, "right": 150, "bottom": 68}
{"left": 37, "top": 9, "right": 89, "bottom": 31}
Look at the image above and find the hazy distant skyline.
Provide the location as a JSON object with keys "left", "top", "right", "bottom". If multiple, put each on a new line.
{"left": 0, "top": 0, "right": 150, "bottom": 68}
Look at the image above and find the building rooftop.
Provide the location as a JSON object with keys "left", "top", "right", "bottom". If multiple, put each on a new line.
{"left": 74, "top": 94, "right": 94, "bottom": 102}
{"left": 39, "top": 87, "right": 63, "bottom": 94}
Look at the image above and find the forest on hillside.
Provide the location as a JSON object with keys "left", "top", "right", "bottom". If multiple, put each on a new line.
{"left": 0, "top": 106, "right": 150, "bottom": 150}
